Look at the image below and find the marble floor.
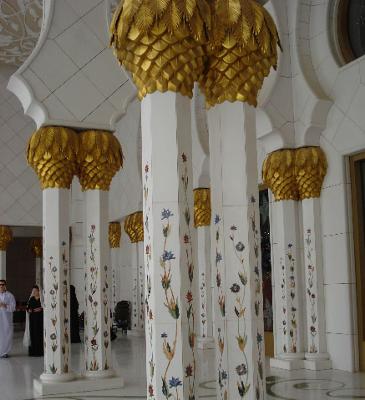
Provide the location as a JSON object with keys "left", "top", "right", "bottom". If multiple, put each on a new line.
{"left": 1, "top": 332, "right": 365, "bottom": 400}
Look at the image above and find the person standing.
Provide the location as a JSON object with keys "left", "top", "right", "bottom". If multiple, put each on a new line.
{"left": 26, "top": 285, "right": 43, "bottom": 356}
{"left": 70, "top": 285, "right": 81, "bottom": 343}
{"left": 0, "top": 280, "right": 16, "bottom": 358}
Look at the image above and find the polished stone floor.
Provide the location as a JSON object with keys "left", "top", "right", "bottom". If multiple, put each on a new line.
{"left": 1, "top": 332, "right": 365, "bottom": 400}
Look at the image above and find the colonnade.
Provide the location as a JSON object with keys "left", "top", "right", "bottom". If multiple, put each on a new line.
{"left": 27, "top": 127, "right": 123, "bottom": 390}
{"left": 263, "top": 147, "right": 331, "bottom": 371}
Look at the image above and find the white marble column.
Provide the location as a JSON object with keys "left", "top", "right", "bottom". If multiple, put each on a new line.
{"left": 269, "top": 200, "right": 305, "bottom": 370}
{"left": 142, "top": 92, "right": 199, "bottom": 399}
{"left": 109, "top": 222, "right": 121, "bottom": 319}
{"left": 27, "top": 126, "right": 78, "bottom": 388}
{"left": 208, "top": 103, "right": 265, "bottom": 400}
{"left": 296, "top": 146, "right": 331, "bottom": 370}
{"left": 41, "top": 189, "right": 73, "bottom": 382}
{"left": 0, "top": 226, "right": 12, "bottom": 279}
{"left": 194, "top": 188, "right": 214, "bottom": 350}
{"left": 78, "top": 130, "right": 123, "bottom": 381}
{"left": 302, "top": 199, "right": 331, "bottom": 370}
{"left": 124, "top": 212, "right": 145, "bottom": 336}
{"left": 84, "top": 191, "right": 113, "bottom": 377}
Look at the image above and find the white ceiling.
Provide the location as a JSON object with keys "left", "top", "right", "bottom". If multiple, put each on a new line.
{"left": 0, "top": 64, "right": 41, "bottom": 226}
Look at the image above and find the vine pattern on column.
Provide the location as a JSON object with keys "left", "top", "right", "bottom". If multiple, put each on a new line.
{"left": 305, "top": 229, "right": 318, "bottom": 353}
{"left": 139, "top": 264, "right": 145, "bottom": 330}
{"left": 214, "top": 214, "right": 228, "bottom": 399}
{"left": 61, "top": 242, "right": 69, "bottom": 373}
{"left": 180, "top": 153, "right": 196, "bottom": 400}
{"left": 250, "top": 196, "right": 264, "bottom": 400}
{"left": 160, "top": 208, "right": 182, "bottom": 400}
{"left": 229, "top": 225, "right": 250, "bottom": 398}
{"left": 103, "top": 265, "right": 110, "bottom": 370}
{"left": 133, "top": 271, "right": 138, "bottom": 329}
{"left": 48, "top": 255, "right": 59, "bottom": 374}
{"left": 144, "top": 163, "right": 155, "bottom": 399}
{"left": 84, "top": 251, "right": 88, "bottom": 371}
{"left": 200, "top": 272, "right": 207, "bottom": 338}
{"left": 287, "top": 244, "right": 297, "bottom": 353}
{"left": 280, "top": 256, "right": 287, "bottom": 353}
{"left": 88, "top": 225, "right": 99, "bottom": 372}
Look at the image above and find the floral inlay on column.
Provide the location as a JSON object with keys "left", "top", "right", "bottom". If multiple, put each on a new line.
{"left": 160, "top": 208, "right": 181, "bottom": 400}
{"left": 139, "top": 263, "right": 145, "bottom": 330}
{"left": 144, "top": 163, "right": 155, "bottom": 399}
{"left": 305, "top": 229, "right": 318, "bottom": 353}
{"left": 200, "top": 273, "right": 207, "bottom": 338}
{"left": 214, "top": 214, "right": 228, "bottom": 399}
{"left": 229, "top": 224, "right": 250, "bottom": 397}
{"left": 61, "top": 242, "right": 70, "bottom": 373}
{"left": 250, "top": 196, "right": 264, "bottom": 399}
{"left": 180, "top": 153, "right": 196, "bottom": 399}
{"left": 287, "top": 244, "right": 297, "bottom": 353}
{"left": 87, "top": 225, "right": 100, "bottom": 371}
{"left": 48, "top": 255, "right": 59, "bottom": 374}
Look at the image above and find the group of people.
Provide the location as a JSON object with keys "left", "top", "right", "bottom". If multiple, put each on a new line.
{"left": 0, "top": 280, "right": 81, "bottom": 359}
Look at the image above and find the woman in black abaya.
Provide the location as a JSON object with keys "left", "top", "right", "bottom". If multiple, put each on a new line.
{"left": 70, "top": 285, "right": 81, "bottom": 343}
{"left": 26, "top": 285, "right": 43, "bottom": 357}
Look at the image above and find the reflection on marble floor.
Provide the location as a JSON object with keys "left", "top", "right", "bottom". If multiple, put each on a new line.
{"left": 2, "top": 333, "right": 365, "bottom": 400}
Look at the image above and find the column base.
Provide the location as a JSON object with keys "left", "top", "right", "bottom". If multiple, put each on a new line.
{"left": 304, "top": 352, "right": 332, "bottom": 370}
{"left": 127, "top": 329, "right": 145, "bottom": 337}
{"left": 197, "top": 336, "right": 215, "bottom": 350}
{"left": 270, "top": 354, "right": 305, "bottom": 370}
{"left": 34, "top": 371, "right": 124, "bottom": 396}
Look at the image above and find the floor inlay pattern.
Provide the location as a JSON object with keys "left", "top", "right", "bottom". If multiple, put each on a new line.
{"left": 2, "top": 333, "right": 365, "bottom": 400}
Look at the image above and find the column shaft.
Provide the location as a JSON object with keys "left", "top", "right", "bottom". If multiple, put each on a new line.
{"left": 35, "top": 257, "right": 42, "bottom": 287}
{"left": 302, "top": 198, "right": 331, "bottom": 369}
{"left": 110, "top": 248, "right": 119, "bottom": 318}
{"left": 208, "top": 103, "right": 265, "bottom": 400}
{"left": 137, "top": 241, "right": 145, "bottom": 331}
{"left": 142, "top": 92, "right": 198, "bottom": 399}
{"left": 84, "top": 190, "right": 113, "bottom": 377}
{"left": 270, "top": 200, "right": 305, "bottom": 370}
{"left": 197, "top": 226, "right": 214, "bottom": 349}
{"left": 41, "top": 188, "right": 73, "bottom": 382}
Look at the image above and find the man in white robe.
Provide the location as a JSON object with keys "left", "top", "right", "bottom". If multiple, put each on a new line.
{"left": 0, "top": 280, "right": 16, "bottom": 358}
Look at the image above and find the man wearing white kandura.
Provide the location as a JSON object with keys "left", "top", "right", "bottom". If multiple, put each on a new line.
{"left": 0, "top": 279, "right": 16, "bottom": 358}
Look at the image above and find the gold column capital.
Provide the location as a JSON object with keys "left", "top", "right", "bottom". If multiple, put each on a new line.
{"left": 30, "top": 238, "right": 42, "bottom": 258}
{"left": 194, "top": 188, "right": 211, "bottom": 227}
{"left": 77, "top": 130, "right": 123, "bottom": 191}
{"left": 295, "top": 146, "right": 327, "bottom": 200}
{"left": 27, "top": 126, "right": 78, "bottom": 189}
{"left": 110, "top": 0, "right": 209, "bottom": 99}
{"left": 263, "top": 147, "right": 328, "bottom": 201}
{"left": 199, "top": 1, "right": 281, "bottom": 108}
{"left": 0, "top": 226, "right": 12, "bottom": 251}
{"left": 109, "top": 222, "right": 121, "bottom": 248}
{"left": 124, "top": 211, "right": 144, "bottom": 243}
{"left": 262, "top": 149, "right": 299, "bottom": 201}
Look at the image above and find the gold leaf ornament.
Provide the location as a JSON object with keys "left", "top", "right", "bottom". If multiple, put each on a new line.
{"left": 27, "top": 126, "right": 78, "bottom": 189}
{"left": 199, "top": 0, "right": 281, "bottom": 107}
{"left": 262, "top": 147, "right": 328, "bottom": 201}
{"left": 124, "top": 211, "right": 144, "bottom": 243}
{"left": 30, "top": 238, "right": 42, "bottom": 258}
{"left": 193, "top": 188, "right": 211, "bottom": 227}
{"left": 0, "top": 226, "right": 12, "bottom": 251}
{"left": 262, "top": 149, "right": 298, "bottom": 201}
{"left": 295, "top": 147, "right": 327, "bottom": 200}
{"left": 110, "top": 0, "right": 211, "bottom": 99}
{"left": 77, "top": 130, "right": 123, "bottom": 191}
{"left": 109, "top": 222, "right": 122, "bottom": 248}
